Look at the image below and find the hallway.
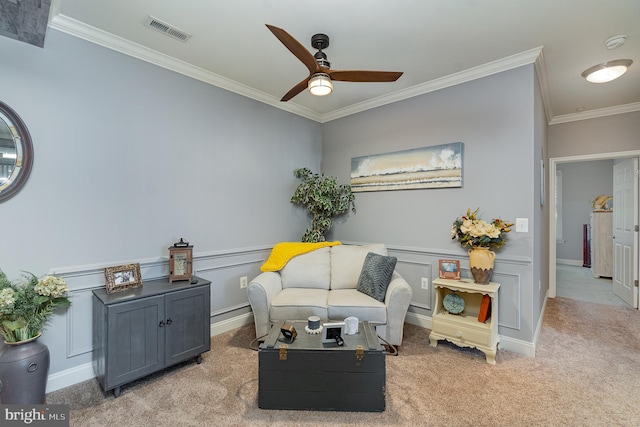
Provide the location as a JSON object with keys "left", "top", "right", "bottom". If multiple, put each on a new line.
{"left": 556, "top": 263, "right": 629, "bottom": 307}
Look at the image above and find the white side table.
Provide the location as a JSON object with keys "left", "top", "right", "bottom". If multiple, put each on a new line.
{"left": 430, "top": 278, "right": 500, "bottom": 364}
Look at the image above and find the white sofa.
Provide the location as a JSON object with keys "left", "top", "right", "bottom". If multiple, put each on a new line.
{"left": 247, "top": 243, "right": 413, "bottom": 346}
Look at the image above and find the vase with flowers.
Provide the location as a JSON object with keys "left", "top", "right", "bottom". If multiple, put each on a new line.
{"left": 0, "top": 269, "right": 71, "bottom": 403}
{"left": 451, "top": 208, "right": 513, "bottom": 284}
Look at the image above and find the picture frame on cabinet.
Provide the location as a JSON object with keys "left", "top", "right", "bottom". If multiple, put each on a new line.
{"left": 439, "top": 259, "right": 460, "bottom": 280}
{"left": 105, "top": 263, "right": 142, "bottom": 294}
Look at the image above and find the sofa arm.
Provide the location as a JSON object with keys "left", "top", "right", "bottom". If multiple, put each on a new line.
{"left": 247, "top": 272, "right": 283, "bottom": 339}
{"left": 383, "top": 271, "right": 413, "bottom": 346}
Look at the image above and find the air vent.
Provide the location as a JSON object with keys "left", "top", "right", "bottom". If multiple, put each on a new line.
{"left": 144, "top": 16, "right": 192, "bottom": 42}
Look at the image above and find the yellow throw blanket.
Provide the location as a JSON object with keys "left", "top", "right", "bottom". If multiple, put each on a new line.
{"left": 260, "top": 241, "right": 341, "bottom": 272}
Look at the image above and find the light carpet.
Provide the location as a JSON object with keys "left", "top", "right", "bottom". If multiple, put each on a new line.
{"left": 47, "top": 297, "right": 640, "bottom": 426}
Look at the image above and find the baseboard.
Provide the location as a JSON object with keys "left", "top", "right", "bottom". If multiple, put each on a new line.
{"left": 404, "top": 311, "right": 432, "bottom": 330}
{"left": 210, "top": 312, "right": 254, "bottom": 336}
{"left": 46, "top": 313, "right": 256, "bottom": 394}
{"left": 557, "top": 258, "right": 583, "bottom": 266}
{"left": 496, "top": 291, "right": 546, "bottom": 358}
{"left": 498, "top": 336, "right": 536, "bottom": 357}
{"left": 48, "top": 311, "right": 538, "bottom": 393}
{"left": 46, "top": 361, "right": 96, "bottom": 394}
{"left": 527, "top": 289, "right": 550, "bottom": 357}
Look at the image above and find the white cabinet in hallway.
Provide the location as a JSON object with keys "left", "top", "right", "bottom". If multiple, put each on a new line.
{"left": 590, "top": 211, "right": 613, "bottom": 278}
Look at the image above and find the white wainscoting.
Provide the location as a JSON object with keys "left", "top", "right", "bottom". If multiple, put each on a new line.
{"left": 386, "top": 244, "right": 534, "bottom": 357}
{"left": 48, "top": 243, "right": 536, "bottom": 393}
{"left": 46, "top": 246, "right": 270, "bottom": 393}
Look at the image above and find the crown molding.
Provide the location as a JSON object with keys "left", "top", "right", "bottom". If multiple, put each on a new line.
{"left": 319, "top": 47, "right": 544, "bottom": 123}
{"left": 56, "top": 14, "right": 640, "bottom": 125}
{"left": 43, "top": 17, "right": 640, "bottom": 126}
{"left": 48, "top": 14, "right": 323, "bottom": 122}
{"left": 49, "top": 15, "right": 552, "bottom": 124}
{"left": 533, "top": 49, "right": 554, "bottom": 124}
{"left": 549, "top": 102, "right": 640, "bottom": 125}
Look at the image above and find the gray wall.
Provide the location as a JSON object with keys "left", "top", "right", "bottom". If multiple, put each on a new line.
{"left": 556, "top": 161, "right": 614, "bottom": 262}
{"left": 548, "top": 111, "right": 639, "bottom": 287}
{"left": 0, "top": 30, "right": 322, "bottom": 378}
{"left": 321, "top": 65, "right": 545, "bottom": 349}
{"left": 3, "top": 24, "right": 634, "bottom": 391}
{"left": 548, "top": 112, "right": 640, "bottom": 158}
{"left": 533, "top": 71, "right": 549, "bottom": 334}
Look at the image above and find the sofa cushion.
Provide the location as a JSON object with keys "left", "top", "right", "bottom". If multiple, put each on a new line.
{"left": 327, "top": 289, "right": 387, "bottom": 324}
{"left": 330, "top": 244, "right": 387, "bottom": 290}
{"left": 280, "top": 247, "right": 331, "bottom": 289}
{"left": 270, "top": 288, "right": 329, "bottom": 320}
{"left": 356, "top": 252, "right": 397, "bottom": 302}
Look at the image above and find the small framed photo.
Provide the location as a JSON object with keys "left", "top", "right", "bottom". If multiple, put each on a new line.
{"left": 439, "top": 259, "right": 461, "bottom": 280}
{"left": 322, "top": 322, "right": 345, "bottom": 344}
{"left": 105, "top": 263, "right": 143, "bottom": 294}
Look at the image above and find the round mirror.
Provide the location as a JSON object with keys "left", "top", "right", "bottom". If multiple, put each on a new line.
{"left": 0, "top": 101, "right": 33, "bottom": 203}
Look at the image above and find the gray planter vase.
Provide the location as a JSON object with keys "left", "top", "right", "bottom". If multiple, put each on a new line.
{"left": 0, "top": 333, "right": 50, "bottom": 404}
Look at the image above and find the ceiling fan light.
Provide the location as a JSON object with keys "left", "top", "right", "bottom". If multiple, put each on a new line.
{"left": 581, "top": 59, "right": 633, "bottom": 83}
{"left": 308, "top": 73, "right": 333, "bottom": 96}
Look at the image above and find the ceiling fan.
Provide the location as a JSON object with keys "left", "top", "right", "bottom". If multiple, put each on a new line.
{"left": 266, "top": 24, "right": 404, "bottom": 102}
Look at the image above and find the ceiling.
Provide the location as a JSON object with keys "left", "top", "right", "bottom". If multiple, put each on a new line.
{"left": 46, "top": 0, "right": 640, "bottom": 123}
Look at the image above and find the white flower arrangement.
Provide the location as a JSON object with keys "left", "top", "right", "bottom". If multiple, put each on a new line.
{"left": 452, "top": 208, "right": 513, "bottom": 250}
{"left": 34, "top": 275, "right": 69, "bottom": 299}
{"left": 0, "top": 270, "right": 71, "bottom": 342}
{"left": 0, "top": 288, "right": 16, "bottom": 313}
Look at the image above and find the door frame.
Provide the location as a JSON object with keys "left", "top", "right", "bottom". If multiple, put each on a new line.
{"left": 548, "top": 149, "right": 640, "bottom": 305}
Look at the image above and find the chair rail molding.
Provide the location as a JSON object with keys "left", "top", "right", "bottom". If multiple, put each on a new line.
{"left": 45, "top": 245, "right": 272, "bottom": 393}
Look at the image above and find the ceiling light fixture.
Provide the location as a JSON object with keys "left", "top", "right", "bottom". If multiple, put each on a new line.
{"left": 308, "top": 73, "right": 333, "bottom": 96}
{"left": 581, "top": 59, "right": 633, "bottom": 83}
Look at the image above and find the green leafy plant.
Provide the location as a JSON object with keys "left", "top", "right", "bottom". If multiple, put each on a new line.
{"left": 291, "top": 167, "right": 356, "bottom": 242}
{"left": 0, "top": 269, "right": 71, "bottom": 343}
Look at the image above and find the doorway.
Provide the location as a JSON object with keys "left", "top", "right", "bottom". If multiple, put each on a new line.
{"left": 556, "top": 264, "right": 627, "bottom": 307}
{"left": 548, "top": 150, "right": 640, "bottom": 308}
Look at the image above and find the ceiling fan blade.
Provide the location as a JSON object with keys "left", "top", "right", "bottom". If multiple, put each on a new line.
{"left": 280, "top": 77, "right": 311, "bottom": 102}
{"left": 266, "top": 24, "right": 319, "bottom": 74}
{"left": 328, "top": 70, "right": 403, "bottom": 82}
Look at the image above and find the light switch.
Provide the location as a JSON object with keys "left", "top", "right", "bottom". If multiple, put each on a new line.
{"left": 515, "top": 218, "right": 528, "bottom": 233}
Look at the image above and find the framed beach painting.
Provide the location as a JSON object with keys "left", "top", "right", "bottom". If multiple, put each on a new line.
{"left": 350, "top": 142, "right": 463, "bottom": 192}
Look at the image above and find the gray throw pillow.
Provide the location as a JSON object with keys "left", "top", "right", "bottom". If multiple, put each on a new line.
{"left": 356, "top": 252, "right": 397, "bottom": 302}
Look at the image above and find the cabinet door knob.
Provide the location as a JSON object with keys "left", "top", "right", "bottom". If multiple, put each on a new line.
{"left": 159, "top": 321, "right": 165, "bottom": 328}
{"left": 456, "top": 331, "right": 462, "bottom": 338}
{"left": 166, "top": 318, "right": 173, "bottom": 325}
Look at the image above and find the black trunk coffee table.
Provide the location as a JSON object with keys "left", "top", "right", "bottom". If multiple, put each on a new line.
{"left": 258, "top": 319, "right": 386, "bottom": 411}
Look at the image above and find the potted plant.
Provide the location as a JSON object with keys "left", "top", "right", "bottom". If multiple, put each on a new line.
{"left": 291, "top": 167, "right": 356, "bottom": 242}
{"left": 451, "top": 208, "right": 513, "bottom": 284}
{"left": 0, "top": 269, "right": 71, "bottom": 403}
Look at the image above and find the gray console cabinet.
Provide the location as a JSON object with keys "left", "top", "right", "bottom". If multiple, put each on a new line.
{"left": 93, "top": 277, "right": 211, "bottom": 397}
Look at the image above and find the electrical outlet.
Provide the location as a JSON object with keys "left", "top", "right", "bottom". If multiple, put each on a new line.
{"left": 421, "top": 277, "right": 429, "bottom": 290}
{"left": 240, "top": 276, "right": 248, "bottom": 289}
